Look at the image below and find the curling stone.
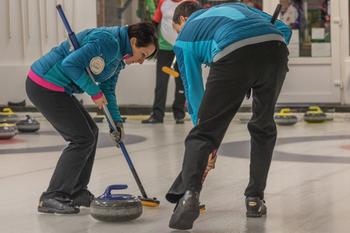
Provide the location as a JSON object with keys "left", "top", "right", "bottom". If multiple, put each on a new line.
{"left": 16, "top": 115, "right": 40, "bottom": 133}
{"left": 274, "top": 108, "right": 298, "bottom": 126}
{"left": 0, "top": 108, "right": 18, "bottom": 123}
{"left": 90, "top": 184, "right": 142, "bottom": 222}
{"left": 304, "top": 106, "right": 327, "bottom": 123}
{"left": 0, "top": 123, "right": 17, "bottom": 139}
{"left": 8, "top": 100, "right": 26, "bottom": 107}
{"left": 93, "top": 115, "right": 104, "bottom": 123}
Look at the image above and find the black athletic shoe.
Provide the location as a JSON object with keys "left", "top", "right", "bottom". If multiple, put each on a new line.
{"left": 245, "top": 196, "right": 267, "bottom": 217}
{"left": 38, "top": 196, "right": 80, "bottom": 214}
{"left": 141, "top": 115, "right": 163, "bottom": 124}
{"left": 71, "top": 189, "right": 95, "bottom": 207}
{"left": 169, "top": 190, "right": 200, "bottom": 230}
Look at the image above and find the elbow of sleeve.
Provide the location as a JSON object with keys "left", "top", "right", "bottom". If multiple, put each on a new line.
{"left": 86, "top": 85, "right": 101, "bottom": 97}
{"left": 74, "top": 74, "right": 101, "bottom": 96}
{"left": 61, "top": 60, "right": 72, "bottom": 75}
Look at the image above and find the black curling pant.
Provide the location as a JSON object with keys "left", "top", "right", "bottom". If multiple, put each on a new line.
{"left": 26, "top": 78, "right": 98, "bottom": 199}
{"left": 166, "top": 41, "right": 289, "bottom": 203}
{"left": 151, "top": 49, "right": 186, "bottom": 120}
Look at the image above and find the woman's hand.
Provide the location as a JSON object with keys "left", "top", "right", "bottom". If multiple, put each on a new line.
{"left": 110, "top": 122, "right": 125, "bottom": 147}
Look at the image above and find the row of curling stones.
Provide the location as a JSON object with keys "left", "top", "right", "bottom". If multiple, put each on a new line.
{"left": 0, "top": 108, "right": 19, "bottom": 139}
{"left": 0, "top": 108, "right": 40, "bottom": 139}
{"left": 0, "top": 116, "right": 40, "bottom": 139}
{"left": 240, "top": 106, "right": 332, "bottom": 126}
{"left": 275, "top": 107, "right": 331, "bottom": 125}
{"left": 0, "top": 108, "right": 40, "bottom": 132}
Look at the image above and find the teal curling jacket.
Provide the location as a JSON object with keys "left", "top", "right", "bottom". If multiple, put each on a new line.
{"left": 174, "top": 3, "right": 292, "bottom": 125}
{"left": 30, "top": 26, "right": 132, "bottom": 122}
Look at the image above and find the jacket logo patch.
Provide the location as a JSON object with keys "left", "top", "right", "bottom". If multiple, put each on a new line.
{"left": 89, "top": 56, "right": 105, "bottom": 75}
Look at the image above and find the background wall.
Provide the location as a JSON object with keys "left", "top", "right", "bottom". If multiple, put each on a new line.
{"left": 0, "top": 0, "right": 348, "bottom": 108}
{"left": 0, "top": 0, "right": 97, "bottom": 104}
{"left": 0, "top": 0, "right": 179, "bottom": 107}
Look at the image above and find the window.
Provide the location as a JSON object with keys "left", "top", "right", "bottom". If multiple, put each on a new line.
{"left": 97, "top": 0, "right": 137, "bottom": 26}
{"left": 199, "top": 0, "right": 262, "bottom": 9}
{"left": 280, "top": 0, "right": 331, "bottom": 57}
{"left": 200, "top": 1, "right": 239, "bottom": 8}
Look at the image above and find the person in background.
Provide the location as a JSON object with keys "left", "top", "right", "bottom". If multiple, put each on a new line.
{"left": 280, "top": 0, "right": 300, "bottom": 29}
{"left": 137, "top": 0, "right": 157, "bottom": 22}
{"left": 142, "top": 0, "right": 187, "bottom": 124}
{"left": 26, "top": 23, "right": 157, "bottom": 214}
{"left": 166, "top": 1, "right": 291, "bottom": 230}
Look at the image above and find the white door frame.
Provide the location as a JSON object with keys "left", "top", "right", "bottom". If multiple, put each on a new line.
{"left": 330, "top": 0, "right": 343, "bottom": 103}
{"left": 262, "top": 0, "right": 342, "bottom": 104}
{"left": 339, "top": 0, "right": 350, "bottom": 104}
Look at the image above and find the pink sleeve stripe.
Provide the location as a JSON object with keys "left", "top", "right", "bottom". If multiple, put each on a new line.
{"left": 91, "top": 92, "right": 103, "bottom": 101}
{"left": 27, "top": 69, "right": 65, "bottom": 92}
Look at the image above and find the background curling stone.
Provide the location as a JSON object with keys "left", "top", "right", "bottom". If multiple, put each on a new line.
{"left": 0, "top": 108, "right": 18, "bottom": 123}
{"left": 93, "top": 115, "right": 104, "bottom": 123}
{"left": 16, "top": 115, "right": 40, "bottom": 133}
{"left": 0, "top": 123, "right": 17, "bottom": 139}
{"left": 304, "top": 106, "right": 327, "bottom": 123}
{"left": 8, "top": 100, "right": 26, "bottom": 107}
{"left": 274, "top": 108, "right": 297, "bottom": 126}
{"left": 90, "top": 185, "right": 142, "bottom": 222}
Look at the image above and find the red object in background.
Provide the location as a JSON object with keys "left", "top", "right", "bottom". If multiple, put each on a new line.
{"left": 340, "top": 144, "right": 350, "bottom": 151}
{"left": 0, "top": 138, "right": 25, "bottom": 144}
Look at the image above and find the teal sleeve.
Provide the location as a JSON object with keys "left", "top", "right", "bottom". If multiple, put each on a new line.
{"left": 61, "top": 42, "right": 102, "bottom": 96}
{"left": 247, "top": 5, "right": 292, "bottom": 44}
{"left": 99, "top": 74, "right": 122, "bottom": 123}
{"left": 174, "top": 46, "right": 204, "bottom": 125}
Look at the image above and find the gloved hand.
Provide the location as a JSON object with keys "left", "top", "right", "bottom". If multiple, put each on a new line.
{"left": 110, "top": 122, "right": 125, "bottom": 146}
